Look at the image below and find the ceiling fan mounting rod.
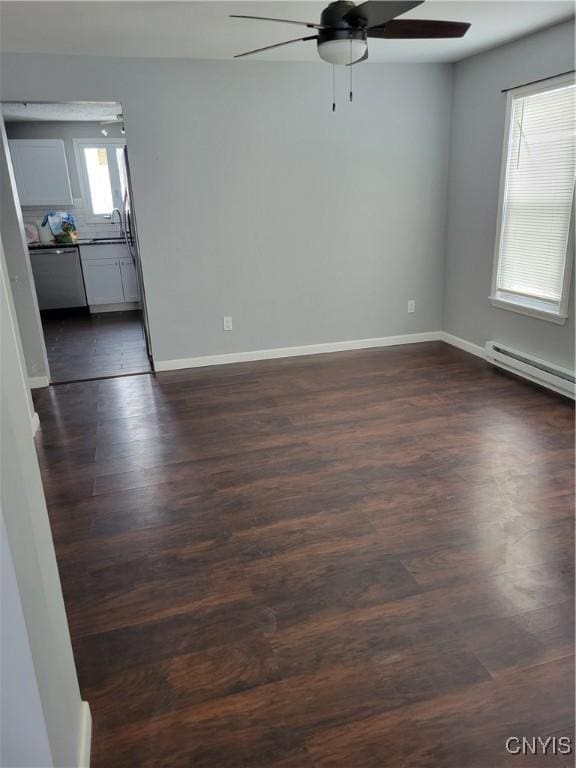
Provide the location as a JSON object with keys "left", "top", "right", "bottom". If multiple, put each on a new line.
{"left": 321, "top": 0, "right": 367, "bottom": 29}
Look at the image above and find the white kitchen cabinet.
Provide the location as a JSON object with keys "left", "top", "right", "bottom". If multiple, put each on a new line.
{"left": 120, "top": 258, "right": 140, "bottom": 302}
{"left": 80, "top": 243, "right": 140, "bottom": 307}
{"left": 80, "top": 243, "right": 129, "bottom": 263}
{"left": 9, "top": 139, "right": 73, "bottom": 206}
{"left": 82, "top": 260, "right": 125, "bottom": 305}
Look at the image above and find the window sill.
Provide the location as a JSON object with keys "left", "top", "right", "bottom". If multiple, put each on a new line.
{"left": 489, "top": 295, "right": 567, "bottom": 325}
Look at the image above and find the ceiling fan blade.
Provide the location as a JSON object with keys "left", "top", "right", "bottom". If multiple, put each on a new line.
{"left": 344, "top": 1, "right": 423, "bottom": 29}
{"left": 230, "top": 14, "right": 324, "bottom": 30}
{"left": 369, "top": 19, "right": 471, "bottom": 38}
{"left": 234, "top": 35, "right": 317, "bottom": 59}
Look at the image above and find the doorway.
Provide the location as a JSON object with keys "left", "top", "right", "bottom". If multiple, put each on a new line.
{"left": 2, "top": 100, "right": 153, "bottom": 383}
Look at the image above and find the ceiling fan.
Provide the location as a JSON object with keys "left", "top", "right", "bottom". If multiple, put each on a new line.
{"left": 231, "top": 1, "right": 471, "bottom": 65}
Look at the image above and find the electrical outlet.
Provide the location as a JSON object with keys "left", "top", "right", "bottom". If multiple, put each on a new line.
{"left": 407, "top": 300, "right": 416, "bottom": 314}
{"left": 223, "top": 316, "right": 233, "bottom": 331}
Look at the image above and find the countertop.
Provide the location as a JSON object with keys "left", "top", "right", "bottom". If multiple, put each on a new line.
{"left": 28, "top": 238, "right": 125, "bottom": 251}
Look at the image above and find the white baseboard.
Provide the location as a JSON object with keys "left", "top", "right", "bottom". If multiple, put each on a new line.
{"left": 29, "top": 375, "right": 49, "bottom": 389}
{"left": 89, "top": 302, "right": 140, "bottom": 313}
{"left": 30, "top": 412, "right": 40, "bottom": 435}
{"left": 77, "top": 701, "right": 92, "bottom": 768}
{"left": 155, "top": 331, "right": 443, "bottom": 372}
{"left": 438, "top": 332, "right": 486, "bottom": 359}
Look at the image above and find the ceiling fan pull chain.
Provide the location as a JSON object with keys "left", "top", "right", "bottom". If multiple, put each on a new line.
{"left": 349, "top": 39, "right": 353, "bottom": 102}
{"left": 332, "top": 64, "right": 336, "bottom": 112}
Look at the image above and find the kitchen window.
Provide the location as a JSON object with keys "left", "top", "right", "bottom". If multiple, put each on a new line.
{"left": 490, "top": 73, "right": 575, "bottom": 324}
{"left": 74, "top": 138, "right": 126, "bottom": 222}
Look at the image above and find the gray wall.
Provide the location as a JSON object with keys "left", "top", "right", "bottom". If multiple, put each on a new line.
{"left": 444, "top": 20, "right": 575, "bottom": 369}
{"left": 1, "top": 513, "right": 53, "bottom": 768}
{"left": 0, "top": 55, "right": 452, "bottom": 363}
{"left": 0, "top": 237, "right": 84, "bottom": 767}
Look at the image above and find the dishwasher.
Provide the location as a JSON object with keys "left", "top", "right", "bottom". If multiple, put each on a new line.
{"left": 29, "top": 246, "right": 87, "bottom": 310}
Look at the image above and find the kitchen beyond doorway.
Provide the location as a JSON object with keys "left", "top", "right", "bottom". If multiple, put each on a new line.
{"left": 41, "top": 308, "right": 151, "bottom": 383}
{"left": 2, "top": 100, "right": 153, "bottom": 384}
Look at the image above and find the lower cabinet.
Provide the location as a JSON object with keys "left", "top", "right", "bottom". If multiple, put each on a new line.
{"left": 80, "top": 244, "right": 140, "bottom": 307}
{"left": 119, "top": 258, "right": 139, "bottom": 302}
{"left": 82, "top": 260, "right": 125, "bottom": 304}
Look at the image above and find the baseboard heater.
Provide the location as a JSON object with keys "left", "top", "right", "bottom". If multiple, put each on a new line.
{"left": 485, "top": 341, "right": 575, "bottom": 399}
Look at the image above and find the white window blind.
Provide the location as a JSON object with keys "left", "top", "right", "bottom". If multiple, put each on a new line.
{"left": 493, "top": 77, "right": 575, "bottom": 319}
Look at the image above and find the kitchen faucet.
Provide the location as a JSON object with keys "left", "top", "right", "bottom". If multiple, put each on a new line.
{"left": 111, "top": 205, "right": 136, "bottom": 265}
{"left": 110, "top": 207, "right": 124, "bottom": 235}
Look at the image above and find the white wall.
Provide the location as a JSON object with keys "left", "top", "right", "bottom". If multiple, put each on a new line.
{"left": 0, "top": 54, "right": 453, "bottom": 364}
{"left": 6, "top": 120, "right": 125, "bottom": 241}
{"left": 0, "top": 513, "right": 52, "bottom": 768}
{"left": 444, "top": 20, "right": 575, "bottom": 369}
{"left": 0, "top": 236, "right": 86, "bottom": 768}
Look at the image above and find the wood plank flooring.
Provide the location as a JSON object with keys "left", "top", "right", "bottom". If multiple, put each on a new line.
{"left": 41, "top": 309, "right": 151, "bottom": 383}
{"left": 32, "top": 342, "right": 575, "bottom": 767}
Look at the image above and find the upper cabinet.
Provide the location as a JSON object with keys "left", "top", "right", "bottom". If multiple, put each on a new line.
{"left": 8, "top": 139, "right": 73, "bottom": 206}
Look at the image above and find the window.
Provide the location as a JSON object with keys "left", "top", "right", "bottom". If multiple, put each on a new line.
{"left": 491, "top": 74, "right": 575, "bottom": 324}
{"left": 74, "top": 139, "right": 126, "bottom": 222}
{"left": 83, "top": 147, "right": 114, "bottom": 215}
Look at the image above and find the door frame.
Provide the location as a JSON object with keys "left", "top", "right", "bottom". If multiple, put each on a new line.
{"left": 1, "top": 101, "right": 156, "bottom": 383}
{"left": 121, "top": 145, "right": 154, "bottom": 367}
{"left": 0, "top": 116, "right": 51, "bottom": 387}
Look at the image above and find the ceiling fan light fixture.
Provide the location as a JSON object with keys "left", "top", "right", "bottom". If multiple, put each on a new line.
{"left": 317, "top": 37, "right": 367, "bottom": 65}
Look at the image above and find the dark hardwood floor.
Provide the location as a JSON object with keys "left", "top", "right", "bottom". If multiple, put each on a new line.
{"left": 32, "top": 342, "right": 575, "bottom": 767}
{"left": 41, "top": 309, "right": 151, "bottom": 383}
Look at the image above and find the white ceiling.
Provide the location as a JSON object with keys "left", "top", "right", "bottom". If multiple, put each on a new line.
{"left": 1, "top": 101, "right": 123, "bottom": 122}
{"left": 0, "top": 1, "right": 573, "bottom": 64}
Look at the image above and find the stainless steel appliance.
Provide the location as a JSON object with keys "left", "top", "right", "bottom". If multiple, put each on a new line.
{"left": 29, "top": 246, "right": 87, "bottom": 310}
{"left": 118, "top": 146, "right": 153, "bottom": 365}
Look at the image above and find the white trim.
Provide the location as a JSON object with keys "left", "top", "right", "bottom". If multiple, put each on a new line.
{"left": 489, "top": 295, "right": 568, "bottom": 325}
{"left": 29, "top": 375, "right": 49, "bottom": 389}
{"left": 155, "top": 332, "right": 442, "bottom": 372}
{"left": 151, "top": 330, "right": 576, "bottom": 400}
{"left": 89, "top": 302, "right": 140, "bottom": 313}
{"left": 439, "top": 332, "right": 574, "bottom": 399}
{"left": 490, "top": 73, "right": 576, "bottom": 323}
{"left": 437, "top": 332, "right": 485, "bottom": 359}
{"left": 487, "top": 360, "right": 574, "bottom": 398}
{"left": 30, "top": 411, "right": 40, "bottom": 435}
{"left": 77, "top": 701, "right": 92, "bottom": 768}
{"left": 490, "top": 85, "right": 515, "bottom": 302}
{"left": 485, "top": 341, "right": 575, "bottom": 399}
